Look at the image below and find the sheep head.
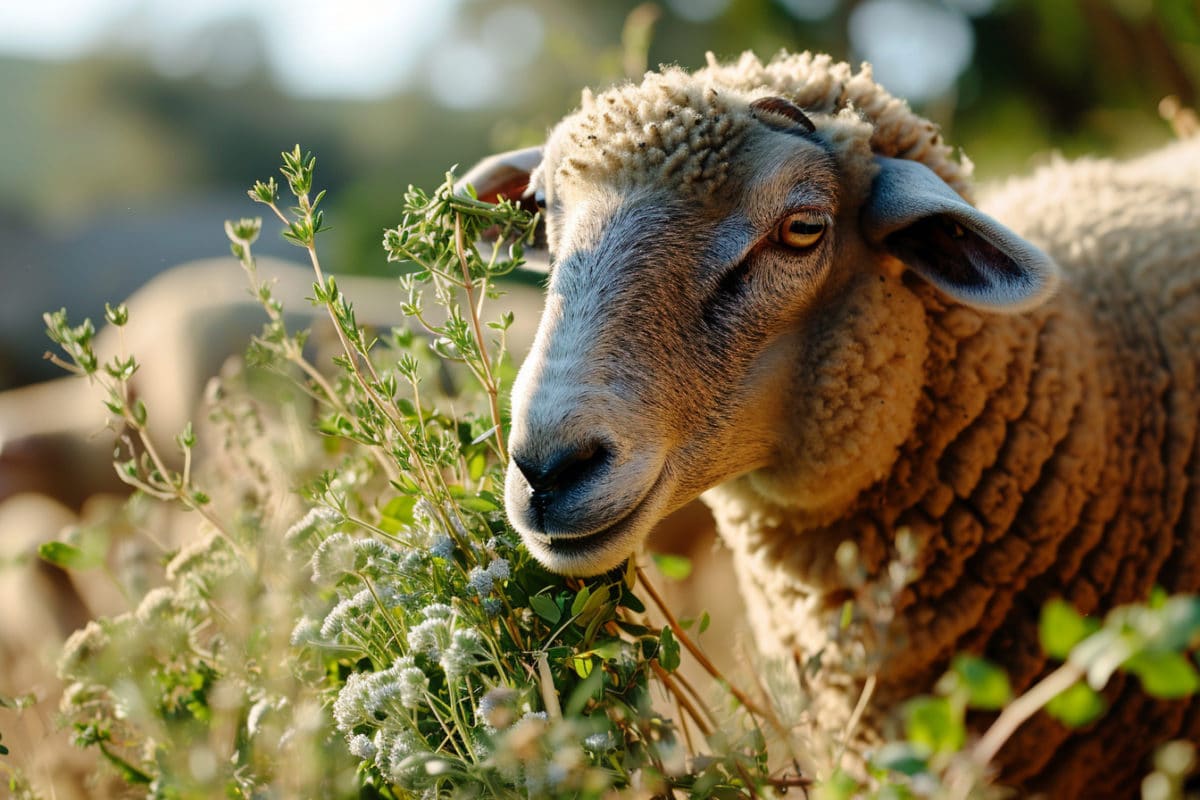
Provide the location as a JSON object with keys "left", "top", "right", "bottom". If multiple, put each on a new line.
{"left": 460, "top": 54, "right": 1058, "bottom": 576}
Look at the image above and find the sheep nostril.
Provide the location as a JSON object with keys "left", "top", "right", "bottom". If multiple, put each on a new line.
{"left": 514, "top": 441, "right": 610, "bottom": 497}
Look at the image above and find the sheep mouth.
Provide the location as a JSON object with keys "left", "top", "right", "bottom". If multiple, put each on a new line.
{"left": 522, "top": 468, "right": 672, "bottom": 575}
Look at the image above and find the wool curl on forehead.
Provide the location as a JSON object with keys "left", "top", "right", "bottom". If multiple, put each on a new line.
{"left": 541, "top": 50, "right": 974, "bottom": 205}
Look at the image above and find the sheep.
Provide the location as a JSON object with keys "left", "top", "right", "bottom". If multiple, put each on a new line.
{"left": 459, "top": 51, "right": 1200, "bottom": 796}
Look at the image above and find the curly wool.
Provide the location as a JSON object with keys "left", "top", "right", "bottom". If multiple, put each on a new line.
{"left": 709, "top": 133, "right": 1200, "bottom": 797}
{"left": 543, "top": 51, "right": 971, "bottom": 203}
{"left": 515, "top": 52, "right": 1199, "bottom": 797}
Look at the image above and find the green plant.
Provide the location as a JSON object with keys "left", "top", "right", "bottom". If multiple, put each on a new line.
{"left": 43, "top": 146, "right": 797, "bottom": 798}
{"left": 38, "top": 145, "right": 1200, "bottom": 800}
{"left": 819, "top": 591, "right": 1200, "bottom": 800}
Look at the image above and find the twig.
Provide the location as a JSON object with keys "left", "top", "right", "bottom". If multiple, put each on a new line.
{"left": 833, "top": 673, "right": 876, "bottom": 773}
{"left": 636, "top": 566, "right": 771, "bottom": 719}
{"left": 453, "top": 213, "right": 506, "bottom": 461}
{"left": 652, "top": 661, "right": 713, "bottom": 738}
{"left": 946, "top": 661, "right": 1084, "bottom": 800}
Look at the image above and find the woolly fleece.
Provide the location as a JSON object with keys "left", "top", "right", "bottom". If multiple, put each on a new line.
{"left": 707, "top": 130, "right": 1200, "bottom": 797}
{"left": 528, "top": 51, "right": 1200, "bottom": 796}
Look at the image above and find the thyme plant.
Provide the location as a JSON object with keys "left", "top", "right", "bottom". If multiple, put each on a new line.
{"left": 36, "top": 146, "right": 1200, "bottom": 799}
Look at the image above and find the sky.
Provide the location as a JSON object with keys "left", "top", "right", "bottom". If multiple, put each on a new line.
{"left": 0, "top": 0, "right": 461, "bottom": 98}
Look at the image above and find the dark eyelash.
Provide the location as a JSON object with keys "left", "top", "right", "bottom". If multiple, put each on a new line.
{"left": 714, "top": 259, "right": 752, "bottom": 298}
{"left": 702, "top": 259, "right": 752, "bottom": 329}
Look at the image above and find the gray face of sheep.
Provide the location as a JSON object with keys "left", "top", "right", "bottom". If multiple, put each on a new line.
{"left": 460, "top": 97, "right": 1057, "bottom": 576}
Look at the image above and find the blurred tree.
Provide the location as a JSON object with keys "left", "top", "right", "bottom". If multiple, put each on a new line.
{"left": 0, "top": 0, "right": 1196, "bottom": 388}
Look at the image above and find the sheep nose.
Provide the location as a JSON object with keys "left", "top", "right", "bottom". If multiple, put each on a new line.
{"left": 513, "top": 440, "right": 610, "bottom": 497}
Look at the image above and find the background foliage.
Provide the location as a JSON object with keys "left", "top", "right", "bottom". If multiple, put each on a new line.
{"left": 3, "top": 0, "right": 1198, "bottom": 388}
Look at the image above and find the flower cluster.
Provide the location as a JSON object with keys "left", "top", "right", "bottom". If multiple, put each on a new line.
{"left": 41, "top": 146, "right": 804, "bottom": 799}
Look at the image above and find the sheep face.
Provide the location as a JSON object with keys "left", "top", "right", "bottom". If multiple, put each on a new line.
{"left": 508, "top": 118, "right": 854, "bottom": 575}
{"left": 465, "top": 84, "right": 1057, "bottom": 577}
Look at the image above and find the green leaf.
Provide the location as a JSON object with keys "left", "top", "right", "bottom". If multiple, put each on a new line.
{"left": 950, "top": 654, "right": 1012, "bottom": 710}
{"left": 37, "top": 541, "right": 103, "bottom": 571}
{"left": 457, "top": 495, "right": 499, "bottom": 513}
{"left": 530, "top": 594, "right": 561, "bottom": 624}
{"left": 903, "top": 696, "right": 964, "bottom": 755}
{"left": 1040, "top": 599, "right": 1100, "bottom": 659}
{"left": 816, "top": 769, "right": 861, "bottom": 800}
{"left": 380, "top": 495, "right": 416, "bottom": 531}
{"left": 651, "top": 553, "right": 692, "bottom": 580}
{"left": 98, "top": 742, "right": 153, "bottom": 785}
{"left": 872, "top": 742, "right": 928, "bottom": 776}
{"left": 840, "top": 600, "right": 854, "bottom": 631}
{"left": 570, "top": 586, "right": 591, "bottom": 618}
{"left": 590, "top": 640, "right": 626, "bottom": 660}
{"left": 1124, "top": 650, "right": 1200, "bottom": 699}
{"left": 572, "top": 656, "right": 594, "bottom": 679}
{"left": 619, "top": 588, "right": 645, "bottom": 614}
{"left": 565, "top": 660, "right": 604, "bottom": 717}
{"left": 575, "top": 584, "right": 610, "bottom": 626}
{"left": 698, "top": 611, "right": 711, "bottom": 634}
{"left": 658, "top": 626, "right": 681, "bottom": 672}
{"left": 1046, "top": 681, "right": 1107, "bottom": 727}
{"left": 1153, "top": 596, "right": 1200, "bottom": 651}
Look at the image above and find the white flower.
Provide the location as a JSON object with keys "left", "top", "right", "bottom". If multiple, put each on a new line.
{"left": 363, "top": 675, "right": 402, "bottom": 717}
{"left": 406, "top": 617, "right": 447, "bottom": 658}
{"left": 332, "top": 672, "right": 371, "bottom": 732}
{"left": 354, "top": 538, "right": 399, "bottom": 578}
{"left": 57, "top": 620, "right": 110, "bottom": 678}
{"left": 289, "top": 616, "right": 322, "bottom": 646}
{"left": 165, "top": 533, "right": 234, "bottom": 582}
{"left": 387, "top": 731, "right": 427, "bottom": 782}
{"left": 486, "top": 557, "right": 510, "bottom": 581}
{"left": 284, "top": 506, "right": 341, "bottom": 552}
{"left": 413, "top": 498, "right": 437, "bottom": 527}
{"left": 397, "top": 666, "right": 428, "bottom": 709}
{"left": 311, "top": 532, "right": 356, "bottom": 586}
{"left": 347, "top": 733, "right": 376, "bottom": 760}
{"left": 584, "top": 731, "right": 615, "bottom": 752}
{"left": 422, "top": 603, "right": 454, "bottom": 621}
{"left": 320, "top": 587, "right": 382, "bottom": 640}
{"left": 134, "top": 587, "right": 177, "bottom": 625}
{"left": 399, "top": 549, "right": 428, "bottom": 574}
{"left": 439, "top": 628, "right": 483, "bottom": 680}
{"left": 477, "top": 687, "right": 517, "bottom": 730}
{"left": 467, "top": 566, "right": 494, "bottom": 596}
{"left": 247, "top": 697, "right": 273, "bottom": 738}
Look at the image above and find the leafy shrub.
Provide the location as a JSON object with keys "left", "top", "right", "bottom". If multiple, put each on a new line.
{"left": 33, "top": 147, "right": 1200, "bottom": 799}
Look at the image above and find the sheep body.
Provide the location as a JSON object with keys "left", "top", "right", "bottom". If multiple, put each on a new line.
{"left": 708, "top": 132, "right": 1200, "bottom": 795}
{"left": 486, "top": 51, "right": 1200, "bottom": 797}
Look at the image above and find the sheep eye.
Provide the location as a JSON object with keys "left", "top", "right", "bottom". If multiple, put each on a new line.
{"left": 534, "top": 190, "right": 547, "bottom": 209}
{"left": 774, "top": 211, "right": 826, "bottom": 249}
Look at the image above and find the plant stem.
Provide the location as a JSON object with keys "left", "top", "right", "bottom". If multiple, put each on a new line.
{"left": 651, "top": 661, "right": 713, "bottom": 738}
{"left": 947, "top": 660, "right": 1085, "bottom": 800}
{"left": 833, "top": 673, "right": 875, "bottom": 774}
{"left": 635, "top": 565, "right": 771, "bottom": 719}
{"left": 453, "top": 213, "right": 506, "bottom": 461}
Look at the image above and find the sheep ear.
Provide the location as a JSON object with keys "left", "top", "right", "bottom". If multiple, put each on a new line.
{"left": 455, "top": 146, "right": 543, "bottom": 205}
{"left": 861, "top": 157, "right": 1058, "bottom": 311}
{"left": 455, "top": 145, "right": 549, "bottom": 274}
